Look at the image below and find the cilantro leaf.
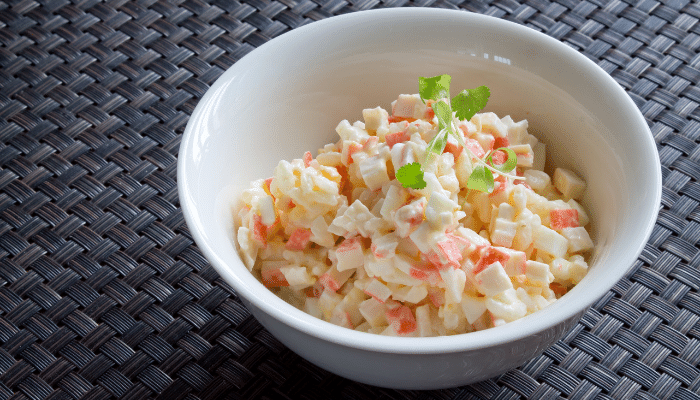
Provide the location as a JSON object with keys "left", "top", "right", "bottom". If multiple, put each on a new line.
{"left": 451, "top": 86, "right": 490, "bottom": 121}
{"left": 432, "top": 100, "right": 453, "bottom": 133}
{"left": 419, "top": 75, "right": 451, "bottom": 103}
{"left": 396, "top": 162, "right": 427, "bottom": 189}
{"left": 486, "top": 147, "right": 518, "bottom": 174}
{"left": 425, "top": 129, "right": 449, "bottom": 159}
{"left": 411, "top": 75, "right": 496, "bottom": 194}
{"left": 433, "top": 99, "right": 467, "bottom": 148}
{"left": 467, "top": 166, "right": 494, "bottom": 193}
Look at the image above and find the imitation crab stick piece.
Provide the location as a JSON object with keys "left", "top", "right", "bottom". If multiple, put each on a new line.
{"left": 363, "top": 278, "right": 392, "bottom": 303}
{"left": 434, "top": 236, "right": 464, "bottom": 269}
{"left": 385, "top": 305, "right": 417, "bottom": 335}
{"left": 494, "top": 136, "right": 509, "bottom": 149}
{"left": 263, "top": 177, "right": 274, "bottom": 195}
{"left": 446, "top": 232, "right": 470, "bottom": 250}
{"left": 390, "top": 142, "right": 416, "bottom": 170}
{"left": 427, "top": 286, "right": 445, "bottom": 308}
{"left": 359, "top": 298, "right": 387, "bottom": 327}
{"left": 473, "top": 246, "right": 511, "bottom": 274}
{"left": 464, "top": 138, "right": 486, "bottom": 159}
{"left": 387, "top": 116, "right": 416, "bottom": 123}
{"left": 285, "top": 228, "right": 313, "bottom": 250}
{"left": 496, "top": 247, "right": 527, "bottom": 276}
{"left": 550, "top": 209, "right": 579, "bottom": 230}
{"left": 330, "top": 306, "right": 355, "bottom": 329}
{"left": 489, "top": 176, "right": 510, "bottom": 200}
{"left": 408, "top": 263, "right": 442, "bottom": 286}
{"left": 345, "top": 143, "right": 362, "bottom": 164}
{"left": 510, "top": 144, "right": 534, "bottom": 167}
{"left": 489, "top": 149, "right": 508, "bottom": 165}
{"left": 251, "top": 214, "right": 267, "bottom": 247}
{"left": 359, "top": 153, "right": 390, "bottom": 191}
{"left": 385, "top": 130, "right": 410, "bottom": 149}
{"left": 335, "top": 237, "right": 364, "bottom": 271}
{"left": 473, "top": 132, "right": 495, "bottom": 153}
{"left": 395, "top": 255, "right": 442, "bottom": 286}
{"left": 261, "top": 261, "right": 289, "bottom": 287}
{"left": 319, "top": 265, "right": 354, "bottom": 292}
{"left": 303, "top": 151, "right": 313, "bottom": 168}
{"left": 305, "top": 281, "right": 324, "bottom": 298}
{"left": 363, "top": 136, "right": 379, "bottom": 150}
{"left": 444, "top": 142, "right": 462, "bottom": 159}
{"left": 393, "top": 199, "right": 426, "bottom": 238}
{"left": 424, "top": 101, "right": 435, "bottom": 120}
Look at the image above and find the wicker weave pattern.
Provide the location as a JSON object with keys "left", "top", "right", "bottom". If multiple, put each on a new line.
{"left": 0, "top": 0, "right": 699, "bottom": 399}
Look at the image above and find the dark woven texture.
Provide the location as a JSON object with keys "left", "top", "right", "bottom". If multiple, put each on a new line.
{"left": 0, "top": 0, "right": 698, "bottom": 399}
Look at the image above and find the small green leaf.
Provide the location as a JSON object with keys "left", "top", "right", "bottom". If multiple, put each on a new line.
{"left": 396, "top": 162, "right": 427, "bottom": 189}
{"left": 451, "top": 86, "right": 491, "bottom": 121}
{"left": 425, "top": 129, "right": 449, "bottom": 158}
{"left": 432, "top": 100, "right": 453, "bottom": 133}
{"left": 467, "top": 166, "right": 494, "bottom": 193}
{"left": 433, "top": 100, "right": 467, "bottom": 149}
{"left": 486, "top": 147, "right": 518, "bottom": 173}
{"left": 419, "top": 75, "right": 451, "bottom": 103}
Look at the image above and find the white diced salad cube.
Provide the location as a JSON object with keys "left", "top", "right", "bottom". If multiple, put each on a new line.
{"left": 502, "top": 116, "right": 528, "bottom": 145}
{"left": 553, "top": 168, "right": 586, "bottom": 200}
{"left": 334, "top": 237, "right": 365, "bottom": 271}
{"left": 392, "top": 94, "right": 428, "bottom": 119}
{"left": 363, "top": 106, "right": 389, "bottom": 132}
{"left": 524, "top": 169, "right": 551, "bottom": 192}
{"left": 359, "top": 153, "right": 390, "bottom": 191}
{"left": 475, "top": 262, "right": 513, "bottom": 297}
{"left": 561, "top": 227, "right": 594, "bottom": 253}
{"left": 533, "top": 225, "right": 568, "bottom": 258}
{"left": 461, "top": 295, "right": 487, "bottom": 324}
{"left": 486, "top": 288, "right": 527, "bottom": 322}
{"left": 525, "top": 260, "right": 553, "bottom": 287}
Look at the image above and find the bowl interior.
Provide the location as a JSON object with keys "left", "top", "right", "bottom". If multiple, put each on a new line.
{"left": 178, "top": 9, "right": 660, "bottom": 353}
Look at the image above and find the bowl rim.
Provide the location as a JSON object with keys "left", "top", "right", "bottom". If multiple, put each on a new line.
{"left": 177, "top": 7, "right": 662, "bottom": 354}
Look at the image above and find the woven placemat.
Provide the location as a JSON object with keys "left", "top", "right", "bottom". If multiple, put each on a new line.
{"left": 0, "top": 0, "right": 699, "bottom": 399}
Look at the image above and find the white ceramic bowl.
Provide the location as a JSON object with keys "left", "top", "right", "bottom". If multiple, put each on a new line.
{"left": 178, "top": 8, "right": 661, "bottom": 390}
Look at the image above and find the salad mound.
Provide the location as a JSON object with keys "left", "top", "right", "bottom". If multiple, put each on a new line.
{"left": 235, "top": 76, "right": 593, "bottom": 336}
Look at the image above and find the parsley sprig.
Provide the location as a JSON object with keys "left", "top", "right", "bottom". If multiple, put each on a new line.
{"left": 395, "top": 75, "right": 522, "bottom": 192}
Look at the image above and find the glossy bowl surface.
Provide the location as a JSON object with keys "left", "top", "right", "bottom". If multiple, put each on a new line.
{"left": 177, "top": 8, "right": 661, "bottom": 389}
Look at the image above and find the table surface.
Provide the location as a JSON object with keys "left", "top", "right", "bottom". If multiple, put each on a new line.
{"left": 0, "top": 0, "right": 699, "bottom": 399}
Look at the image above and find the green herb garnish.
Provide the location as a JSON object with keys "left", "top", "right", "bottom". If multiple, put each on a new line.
{"left": 451, "top": 86, "right": 491, "bottom": 121}
{"left": 466, "top": 166, "right": 494, "bottom": 192}
{"left": 486, "top": 147, "right": 518, "bottom": 174}
{"left": 395, "top": 74, "right": 522, "bottom": 193}
{"left": 395, "top": 162, "right": 427, "bottom": 189}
